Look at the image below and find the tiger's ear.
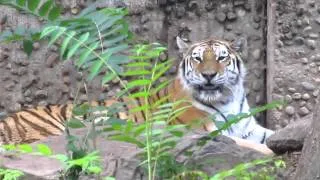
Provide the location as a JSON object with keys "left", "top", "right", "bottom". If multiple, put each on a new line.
{"left": 176, "top": 36, "right": 190, "bottom": 54}
{"left": 230, "top": 37, "right": 247, "bottom": 53}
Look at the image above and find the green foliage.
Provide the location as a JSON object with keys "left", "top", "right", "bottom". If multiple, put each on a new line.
{"left": 0, "top": 1, "right": 286, "bottom": 180}
{"left": 0, "top": 0, "right": 61, "bottom": 55}
{"left": 0, "top": 0, "right": 61, "bottom": 20}
{"left": 39, "top": 8, "right": 130, "bottom": 85}
{"left": 210, "top": 158, "right": 286, "bottom": 180}
{"left": 1, "top": 143, "right": 102, "bottom": 178}
{"left": 196, "top": 101, "right": 283, "bottom": 146}
{"left": 0, "top": 168, "right": 24, "bottom": 180}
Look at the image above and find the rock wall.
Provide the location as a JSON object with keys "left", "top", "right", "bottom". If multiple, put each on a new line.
{"left": 267, "top": 0, "right": 320, "bottom": 130}
{"left": 0, "top": 0, "right": 269, "bottom": 124}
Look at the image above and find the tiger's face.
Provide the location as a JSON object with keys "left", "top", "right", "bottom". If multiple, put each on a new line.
{"left": 176, "top": 37, "right": 245, "bottom": 104}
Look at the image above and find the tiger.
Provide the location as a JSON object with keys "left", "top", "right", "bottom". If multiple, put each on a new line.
{"left": 0, "top": 37, "right": 274, "bottom": 154}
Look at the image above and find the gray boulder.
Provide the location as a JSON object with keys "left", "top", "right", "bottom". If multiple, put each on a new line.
{"left": 266, "top": 119, "right": 311, "bottom": 154}
{"left": 0, "top": 129, "right": 272, "bottom": 180}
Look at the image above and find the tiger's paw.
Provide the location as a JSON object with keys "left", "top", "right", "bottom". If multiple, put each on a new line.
{"left": 230, "top": 136, "right": 274, "bottom": 155}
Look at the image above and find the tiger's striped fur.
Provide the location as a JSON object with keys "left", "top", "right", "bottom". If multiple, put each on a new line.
{"left": 0, "top": 37, "right": 274, "bottom": 154}
{"left": 175, "top": 37, "right": 274, "bottom": 144}
{"left": 0, "top": 79, "right": 209, "bottom": 145}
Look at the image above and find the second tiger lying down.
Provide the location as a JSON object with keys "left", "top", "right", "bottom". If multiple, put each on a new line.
{"left": 0, "top": 37, "right": 274, "bottom": 154}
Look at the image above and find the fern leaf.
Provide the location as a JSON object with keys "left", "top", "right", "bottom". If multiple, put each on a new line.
{"left": 40, "top": 26, "right": 58, "bottom": 39}
{"left": 109, "top": 135, "right": 145, "bottom": 148}
{"left": 125, "top": 62, "right": 151, "bottom": 68}
{"left": 103, "top": 35, "right": 127, "bottom": 48}
{"left": 76, "top": 41, "right": 99, "bottom": 67}
{"left": 128, "top": 92, "right": 150, "bottom": 99}
{"left": 122, "top": 70, "right": 151, "bottom": 76}
{"left": 151, "top": 80, "right": 171, "bottom": 95}
{"left": 27, "top": 0, "right": 40, "bottom": 12}
{"left": 48, "top": 6, "right": 61, "bottom": 21}
{"left": 127, "top": 79, "right": 151, "bottom": 89}
{"left": 39, "top": 0, "right": 53, "bottom": 17}
{"left": 129, "top": 105, "right": 150, "bottom": 114}
{"left": 48, "top": 27, "right": 66, "bottom": 46}
{"left": 101, "top": 73, "right": 116, "bottom": 85}
{"left": 98, "top": 15, "right": 123, "bottom": 31}
{"left": 108, "top": 55, "right": 130, "bottom": 65}
{"left": 107, "top": 44, "right": 128, "bottom": 54}
{"left": 16, "top": 0, "right": 25, "bottom": 6}
{"left": 67, "top": 32, "right": 90, "bottom": 59}
{"left": 60, "top": 31, "right": 76, "bottom": 58}
{"left": 88, "top": 60, "right": 104, "bottom": 80}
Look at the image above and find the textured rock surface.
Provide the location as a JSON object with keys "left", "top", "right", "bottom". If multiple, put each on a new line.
{"left": 266, "top": 119, "right": 311, "bottom": 154}
{"left": 0, "top": 0, "right": 268, "bottom": 125}
{"left": 294, "top": 97, "right": 320, "bottom": 179}
{"left": 267, "top": 0, "right": 320, "bottom": 130}
{"left": 175, "top": 134, "right": 267, "bottom": 176}
{"left": 0, "top": 129, "right": 271, "bottom": 179}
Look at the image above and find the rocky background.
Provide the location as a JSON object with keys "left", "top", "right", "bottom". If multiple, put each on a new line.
{"left": 0, "top": 0, "right": 268, "bottom": 124}
{"left": 1, "top": 0, "right": 320, "bottom": 179}
{"left": 267, "top": 0, "right": 320, "bottom": 130}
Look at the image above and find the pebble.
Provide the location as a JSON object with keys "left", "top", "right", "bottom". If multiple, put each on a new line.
{"left": 306, "top": 103, "right": 313, "bottom": 111}
{"left": 24, "top": 89, "right": 32, "bottom": 97}
{"left": 309, "top": 33, "right": 319, "bottom": 39}
{"left": 285, "top": 106, "right": 295, "bottom": 115}
{"left": 5, "top": 82, "right": 15, "bottom": 91}
{"left": 234, "top": 0, "right": 245, "bottom": 6}
{"left": 312, "top": 89, "right": 319, "bottom": 97}
{"left": 63, "top": 76, "right": 71, "bottom": 85}
{"left": 252, "top": 49, "right": 261, "bottom": 60}
{"left": 285, "top": 94, "right": 293, "bottom": 103}
{"left": 236, "top": 9, "right": 246, "bottom": 17}
{"left": 296, "top": 19, "right": 302, "bottom": 27}
{"left": 215, "top": 12, "right": 226, "bottom": 22}
{"left": 302, "top": 26, "right": 312, "bottom": 34}
{"left": 35, "top": 90, "right": 48, "bottom": 99}
{"left": 225, "top": 24, "right": 233, "bottom": 31}
{"left": 255, "top": 95, "right": 262, "bottom": 104}
{"left": 175, "top": 6, "right": 186, "bottom": 18}
{"left": 288, "top": 87, "right": 297, "bottom": 93}
{"left": 46, "top": 53, "right": 59, "bottom": 68}
{"left": 294, "top": 36, "right": 304, "bottom": 45}
{"left": 33, "top": 42, "right": 40, "bottom": 50}
{"left": 315, "top": 17, "right": 320, "bottom": 25}
{"left": 302, "top": 17, "right": 310, "bottom": 25}
{"left": 25, "top": 97, "right": 33, "bottom": 103}
{"left": 38, "top": 101, "right": 48, "bottom": 106}
{"left": 252, "top": 81, "right": 261, "bottom": 91}
{"left": 71, "top": 8, "right": 79, "bottom": 15}
{"left": 302, "top": 93, "right": 310, "bottom": 100}
{"left": 306, "top": 39, "right": 316, "bottom": 49}
{"left": 302, "top": 82, "right": 315, "bottom": 91}
{"left": 8, "top": 103, "right": 21, "bottom": 113}
{"left": 301, "top": 58, "right": 308, "bottom": 64}
{"left": 315, "top": 54, "right": 320, "bottom": 62}
{"left": 227, "top": 12, "right": 237, "bottom": 20}
{"left": 272, "top": 94, "right": 284, "bottom": 101}
{"left": 298, "top": 107, "right": 310, "bottom": 116}
{"left": 299, "top": 101, "right": 306, "bottom": 107}
{"left": 292, "top": 93, "right": 302, "bottom": 100}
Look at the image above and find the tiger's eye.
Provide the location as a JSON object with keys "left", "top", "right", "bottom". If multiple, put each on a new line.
{"left": 195, "top": 57, "right": 201, "bottom": 61}
{"left": 217, "top": 56, "right": 225, "bottom": 61}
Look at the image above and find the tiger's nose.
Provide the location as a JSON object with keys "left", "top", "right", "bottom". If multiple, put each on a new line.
{"left": 201, "top": 72, "right": 217, "bottom": 81}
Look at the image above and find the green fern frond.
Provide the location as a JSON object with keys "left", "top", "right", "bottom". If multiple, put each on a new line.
{"left": 1, "top": 0, "right": 61, "bottom": 21}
